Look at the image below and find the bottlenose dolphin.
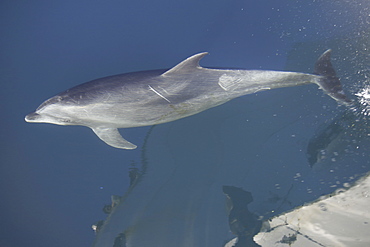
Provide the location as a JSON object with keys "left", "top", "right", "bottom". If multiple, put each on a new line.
{"left": 25, "top": 50, "right": 351, "bottom": 149}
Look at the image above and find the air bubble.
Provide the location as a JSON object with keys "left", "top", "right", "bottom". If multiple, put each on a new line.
{"left": 343, "top": 183, "right": 350, "bottom": 188}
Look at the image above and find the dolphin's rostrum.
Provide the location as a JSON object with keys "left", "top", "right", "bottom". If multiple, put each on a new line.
{"left": 25, "top": 50, "right": 351, "bottom": 149}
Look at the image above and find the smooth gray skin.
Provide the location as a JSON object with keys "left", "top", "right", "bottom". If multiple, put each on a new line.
{"left": 25, "top": 50, "right": 351, "bottom": 149}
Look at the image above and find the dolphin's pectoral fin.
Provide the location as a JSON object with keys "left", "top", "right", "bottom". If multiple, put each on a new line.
{"left": 91, "top": 127, "right": 137, "bottom": 150}
{"left": 161, "top": 52, "right": 208, "bottom": 76}
{"left": 314, "top": 49, "right": 352, "bottom": 104}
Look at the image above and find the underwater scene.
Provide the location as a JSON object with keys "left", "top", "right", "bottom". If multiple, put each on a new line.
{"left": 1, "top": 0, "right": 369, "bottom": 246}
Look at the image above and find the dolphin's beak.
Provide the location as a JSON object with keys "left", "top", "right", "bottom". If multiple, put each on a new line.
{"left": 25, "top": 112, "right": 40, "bottom": 122}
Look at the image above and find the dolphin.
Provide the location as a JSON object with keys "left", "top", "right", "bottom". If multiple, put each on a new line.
{"left": 25, "top": 50, "right": 352, "bottom": 149}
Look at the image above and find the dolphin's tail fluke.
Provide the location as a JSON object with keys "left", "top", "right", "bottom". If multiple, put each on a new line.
{"left": 314, "top": 49, "right": 353, "bottom": 104}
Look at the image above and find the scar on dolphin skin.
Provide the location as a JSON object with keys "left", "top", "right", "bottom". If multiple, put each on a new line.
{"left": 148, "top": 85, "right": 171, "bottom": 103}
{"left": 25, "top": 50, "right": 353, "bottom": 149}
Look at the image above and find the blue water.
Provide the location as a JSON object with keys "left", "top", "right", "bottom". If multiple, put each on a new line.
{"left": 0, "top": 1, "right": 369, "bottom": 246}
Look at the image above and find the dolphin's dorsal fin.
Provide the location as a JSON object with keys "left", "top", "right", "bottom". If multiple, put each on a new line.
{"left": 161, "top": 52, "right": 208, "bottom": 76}
{"left": 91, "top": 127, "right": 137, "bottom": 149}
